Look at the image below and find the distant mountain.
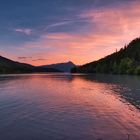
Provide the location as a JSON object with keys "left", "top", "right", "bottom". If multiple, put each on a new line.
{"left": 40, "top": 61, "right": 76, "bottom": 72}
{"left": 72, "top": 37, "right": 140, "bottom": 75}
{"left": 0, "top": 56, "right": 60, "bottom": 74}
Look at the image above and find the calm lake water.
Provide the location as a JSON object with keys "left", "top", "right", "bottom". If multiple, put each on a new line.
{"left": 0, "top": 73, "right": 140, "bottom": 140}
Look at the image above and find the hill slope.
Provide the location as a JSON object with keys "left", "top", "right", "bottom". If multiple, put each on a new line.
{"left": 0, "top": 56, "right": 60, "bottom": 74}
{"left": 40, "top": 61, "right": 76, "bottom": 72}
{"left": 71, "top": 38, "right": 140, "bottom": 75}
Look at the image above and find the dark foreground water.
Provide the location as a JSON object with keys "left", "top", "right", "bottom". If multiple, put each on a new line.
{"left": 0, "top": 74, "right": 140, "bottom": 140}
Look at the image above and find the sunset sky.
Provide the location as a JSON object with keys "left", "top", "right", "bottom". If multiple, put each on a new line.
{"left": 0, "top": 0, "right": 140, "bottom": 66}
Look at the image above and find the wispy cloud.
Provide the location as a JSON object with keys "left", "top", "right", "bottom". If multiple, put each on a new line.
{"left": 45, "top": 21, "right": 71, "bottom": 30}
{"left": 32, "top": 58, "right": 47, "bottom": 61}
{"left": 18, "top": 56, "right": 32, "bottom": 60}
{"left": 14, "top": 28, "right": 32, "bottom": 35}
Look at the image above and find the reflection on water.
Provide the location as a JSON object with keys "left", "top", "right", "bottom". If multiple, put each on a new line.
{"left": 0, "top": 73, "right": 140, "bottom": 140}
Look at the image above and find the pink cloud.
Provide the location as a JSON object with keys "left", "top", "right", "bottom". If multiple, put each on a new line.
{"left": 17, "top": 32, "right": 121, "bottom": 66}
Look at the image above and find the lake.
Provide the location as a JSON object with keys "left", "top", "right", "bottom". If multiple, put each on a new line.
{"left": 0, "top": 73, "right": 140, "bottom": 140}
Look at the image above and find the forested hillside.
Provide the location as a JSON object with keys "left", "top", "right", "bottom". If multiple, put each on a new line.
{"left": 71, "top": 38, "right": 140, "bottom": 75}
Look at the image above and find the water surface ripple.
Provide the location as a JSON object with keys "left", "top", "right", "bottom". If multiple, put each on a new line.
{"left": 0, "top": 74, "right": 140, "bottom": 140}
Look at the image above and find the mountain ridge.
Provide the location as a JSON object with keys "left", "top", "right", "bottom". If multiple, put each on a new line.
{"left": 40, "top": 61, "right": 76, "bottom": 72}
